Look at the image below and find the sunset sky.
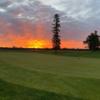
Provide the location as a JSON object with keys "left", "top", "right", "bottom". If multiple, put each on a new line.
{"left": 0, "top": 0, "right": 100, "bottom": 48}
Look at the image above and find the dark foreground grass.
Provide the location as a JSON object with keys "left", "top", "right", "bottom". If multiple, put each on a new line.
{"left": 0, "top": 50, "right": 100, "bottom": 100}
{"left": 0, "top": 79, "right": 83, "bottom": 100}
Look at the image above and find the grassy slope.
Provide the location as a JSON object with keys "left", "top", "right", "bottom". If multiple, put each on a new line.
{"left": 0, "top": 51, "right": 100, "bottom": 100}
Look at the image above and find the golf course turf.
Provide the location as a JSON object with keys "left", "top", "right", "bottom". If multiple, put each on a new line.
{"left": 0, "top": 50, "right": 100, "bottom": 100}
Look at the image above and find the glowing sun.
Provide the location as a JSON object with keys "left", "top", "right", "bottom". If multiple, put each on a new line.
{"left": 28, "top": 40, "right": 45, "bottom": 48}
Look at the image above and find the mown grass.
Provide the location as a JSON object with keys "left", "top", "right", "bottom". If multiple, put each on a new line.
{"left": 1, "top": 79, "right": 83, "bottom": 100}
{"left": 38, "top": 50, "right": 100, "bottom": 58}
{"left": 0, "top": 50, "right": 100, "bottom": 100}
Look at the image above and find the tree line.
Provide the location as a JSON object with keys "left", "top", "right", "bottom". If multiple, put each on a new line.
{"left": 52, "top": 14, "right": 100, "bottom": 51}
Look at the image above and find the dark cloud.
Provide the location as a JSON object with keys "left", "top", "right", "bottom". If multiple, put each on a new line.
{"left": 0, "top": 0, "right": 100, "bottom": 42}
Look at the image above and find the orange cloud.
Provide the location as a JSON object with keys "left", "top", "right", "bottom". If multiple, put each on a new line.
{"left": 61, "top": 40, "right": 85, "bottom": 49}
{"left": 0, "top": 19, "right": 85, "bottom": 49}
{"left": 0, "top": 33, "right": 85, "bottom": 48}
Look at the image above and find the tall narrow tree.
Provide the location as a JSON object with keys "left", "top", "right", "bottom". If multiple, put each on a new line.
{"left": 52, "top": 14, "right": 61, "bottom": 50}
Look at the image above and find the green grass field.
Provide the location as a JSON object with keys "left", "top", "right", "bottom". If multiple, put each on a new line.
{"left": 0, "top": 50, "right": 100, "bottom": 100}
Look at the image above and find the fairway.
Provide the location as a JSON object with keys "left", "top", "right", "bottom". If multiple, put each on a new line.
{"left": 0, "top": 51, "right": 100, "bottom": 100}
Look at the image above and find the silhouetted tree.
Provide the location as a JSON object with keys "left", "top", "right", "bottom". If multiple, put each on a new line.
{"left": 52, "top": 14, "right": 61, "bottom": 50}
{"left": 84, "top": 30, "right": 100, "bottom": 50}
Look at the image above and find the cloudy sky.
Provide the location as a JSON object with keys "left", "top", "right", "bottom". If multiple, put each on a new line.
{"left": 0, "top": 0, "right": 100, "bottom": 48}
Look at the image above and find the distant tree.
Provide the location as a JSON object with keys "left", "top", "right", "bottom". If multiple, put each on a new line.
{"left": 52, "top": 14, "right": 61, "bottom": 50}
{"left": 84, "top": 30, "right": 100, "bottom": 50}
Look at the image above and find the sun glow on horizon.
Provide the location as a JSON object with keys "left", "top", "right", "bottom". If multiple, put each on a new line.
{"left": 27, "top": 40, "right": 46, "bottom": 48}
{"left": 0, "top": 32, "right": 85, "bottom": 49}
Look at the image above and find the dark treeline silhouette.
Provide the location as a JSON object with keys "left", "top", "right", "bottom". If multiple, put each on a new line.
{"left": 84, "top": 30, "right": 100, "bottom": 51}
{"left": 0, "top": 47, "right": 89, "bottom": 53}
{"left": 52, "top": 14, "right": 61, "bottom": 50}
